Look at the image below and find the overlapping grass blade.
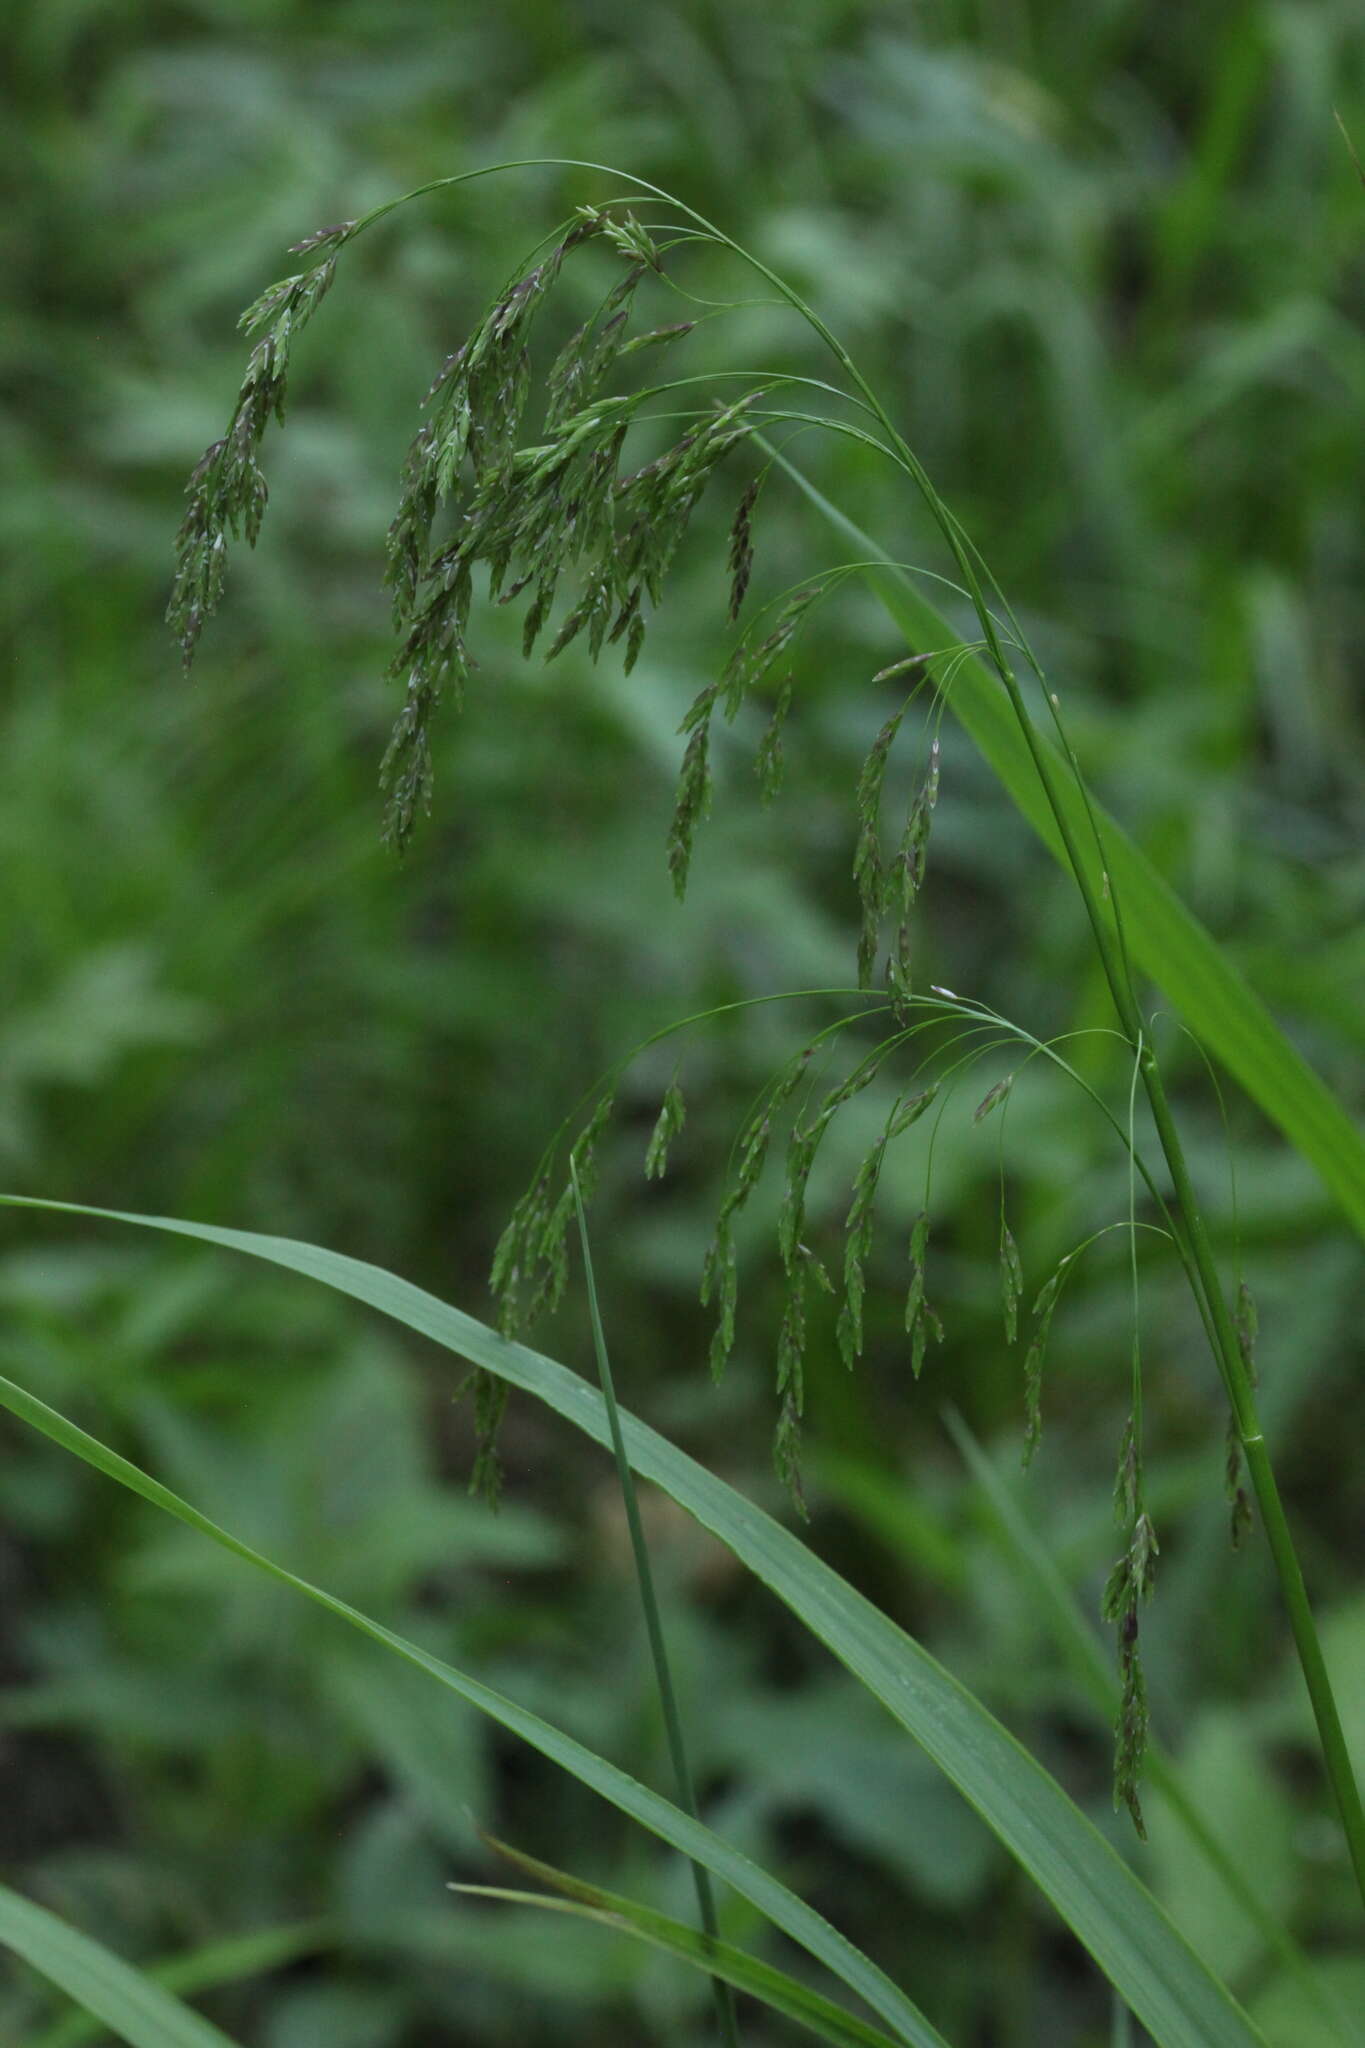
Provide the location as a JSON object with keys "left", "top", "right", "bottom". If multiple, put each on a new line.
{"left": 774, "top": 454, "right": 1365, "bottom": 1241}
{"left": 0, "top": 1194, "right": 1268, "bottom": 2047}
{"left": 29, "top": 1924, "right": 335, "bottom": 2048}
{"left": 0, "top": 1884, "right": 244, "bottom": 2048}
{"left": 0, "top": 1224, "right": 945, "bottom": 2048}
{"left": 454, "top": 1840, "right": 905, "bottom": 2048}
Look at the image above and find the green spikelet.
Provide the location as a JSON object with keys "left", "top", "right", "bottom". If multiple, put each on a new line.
{"left": 773, "top": 1261, "right": 810, "bottom": 1517}
{"left": 1100, "top": 1414, "right": 1160, "bottom": 1836}
{"left": 668, "top": 723, "right": 712, "bottom": 900}
{"left": 701, "top": 1216, "right": 738, "bottom": 1382}
{"left": 755, "top": 678, "right": 793, "bottom": 803}
{"left": 645, "top": 1075, "right": 686, "bottom": 1180}
{"left": 837, "top": 1143, "right": 882, "bottom": 1368}
{"left": 835, "top": 1083, "right": 937, "bottom": 1369}
{"left": 972, "top": 1073, "right": 1014, "bottom": 1125}
{"left": 726, "top": 474, "right": 764, "bottom": 621}
{"left": 1021, "top": 1251, "right": 1071, "bottom": 1464}
{"left": 465, "top": 1371, "right": 510, "bottom": 1509}
{"left": 777, "top": 1046, "right": 893, "bottom": 1275}
{"left": 1234, "top": 1280, "right": 1259, "bottom": 1381}
{"left": 853, "top": 710, "right": 904, "bottom": 989}
{"left": 1224, "top": 1413, "right": 1254, "bottom": 1548}
{"left": 1000, "top": 1220, "right": 1023, "bottom": 1346}
{"left": 905, "top": 1209, "right": 944, "bottom": 1378}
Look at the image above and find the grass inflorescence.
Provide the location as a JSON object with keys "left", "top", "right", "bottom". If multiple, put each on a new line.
{"left": 167, "top": 161, "right": 1365, "bottom": 1878}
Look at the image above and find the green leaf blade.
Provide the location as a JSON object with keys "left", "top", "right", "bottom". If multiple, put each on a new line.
{"left": 0, "top": 1884, "right": 245, "bottom": 2048}
{"left": 0, "top": 1195, "right": 1270, "bottom": 2048}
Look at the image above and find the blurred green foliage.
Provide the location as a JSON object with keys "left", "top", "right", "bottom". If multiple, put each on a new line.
{"left": 2, "top": 2, "right": 1362, "bottom": 2043}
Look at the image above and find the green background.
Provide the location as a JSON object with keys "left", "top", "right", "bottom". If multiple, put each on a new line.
{"left": 2, "top": 2, "right": 1362, "bottom": 2042}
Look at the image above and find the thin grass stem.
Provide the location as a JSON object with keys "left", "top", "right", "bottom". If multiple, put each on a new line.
{"left": 569, "top": 1160, "right": 741, "bottom": 2047}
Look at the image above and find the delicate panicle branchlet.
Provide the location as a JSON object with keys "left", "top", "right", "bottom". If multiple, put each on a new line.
{"left": 543, "top": 262, "right": 647, "bottom": 435}
{"left": 905, "top": 1210, "right": 945, "bottom": 1379}
{"left": 754, "top": 678, "right": 793, "bottom": 803}
{"left": 1102, "top": 1413, "right": 1160, "bottom": 1838}
{"left": 481, "top": 1091, "right": 618, "bottom": 1498}
{"left": 721, "top": 584, "right": 822, "bottom": 722}
{"left": 999, "top": 1220, "right": 1023, "bottom": 1346}
{"left": 972, "top": 1072, "right": 1014, "bottom": 1125}
{"left": 726, "top": 474, "right": 764, "bottom": 623}
{"left": 667, "top": 725, "right": 713, "bottom": 900}
{"left": 778, "top": 1048, "right": 894, "bottom": 1279}
{"left": 774, "top": 1258, "right": 811, "bottom": 1516}
{"left": 702, "top": 1046, "right": 814, "bottom": 1384}
{"left": 575, "top": 203, "right": 664, "bottom": 273}
{"left": 168, "top": 246, "right": 345, "bottom": 670}
{"left": 645, "top": 1077, "right": 686, "bottom": 1180}
{"left": 853, "top": 710, "right": 904, "bottom": 989}
{"left": 364, "top": 202, "right": 754, "bottom": 855}
{"left": 287, "top": 220, "right": 358, "bottom": 258}
{"left": 1021, "top": 1251, "right": 1071, "bottom": 1464}
{"left": 837, "top": 1084, "right": 937, "bottom": 1369}
{"left": 849, "top": 666, "right": 936, "bottom": 1000}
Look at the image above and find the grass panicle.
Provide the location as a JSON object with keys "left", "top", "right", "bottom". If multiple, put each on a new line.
{"left": 778, "top": 1045, "right": 894, "bottom": 1276}
{"left": 167, "top": 242, "right": 347, "bottom": 670}
{"left": 162, "top": 161, "right": 1365, "bottom": 1890}
{"left": 668, "top": 724, "right": 714, "bottom": 899}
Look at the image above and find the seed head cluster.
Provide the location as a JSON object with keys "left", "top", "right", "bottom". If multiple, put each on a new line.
{"left": 167, "top": 196, "right": 1201, "bottom": 1833}
{"left": 168, "top": 223, "right": 353, "bottom": 669}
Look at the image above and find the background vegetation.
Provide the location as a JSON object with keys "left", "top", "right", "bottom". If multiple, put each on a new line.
{"left": 2, "top": 2, "right": 1362, "bottom": 2042}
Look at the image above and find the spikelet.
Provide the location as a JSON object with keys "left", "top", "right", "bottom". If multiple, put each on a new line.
{"left": 1101, "top": 1414, "right": 1160, "bottom": 1838}
{"left": 645, "top": 1076, "right": 686, "bottom": 1180}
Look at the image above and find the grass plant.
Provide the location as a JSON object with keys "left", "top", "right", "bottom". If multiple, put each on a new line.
{"left": 3, "top": 150, "right": 1363, "bottom": 2047}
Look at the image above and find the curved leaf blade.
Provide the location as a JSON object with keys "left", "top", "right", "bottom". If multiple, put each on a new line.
{"left": 0, "top": 1194, "right": 1268, "bottom": 2048}
{"left": 0, "top": 1884, "right": 243, "bottom": 2048}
